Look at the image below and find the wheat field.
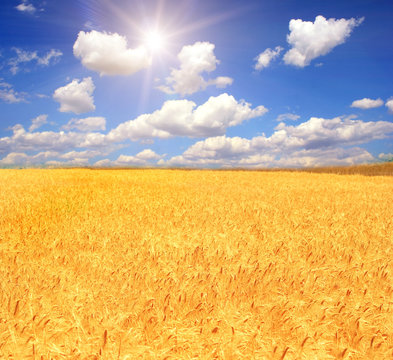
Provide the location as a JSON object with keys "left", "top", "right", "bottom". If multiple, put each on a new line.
{"left": 0, "top": 169, "right": 392, "bottom": 359}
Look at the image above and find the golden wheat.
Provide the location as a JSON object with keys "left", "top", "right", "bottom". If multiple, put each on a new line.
{"left": 0, "top": 169, "right": 392, "bottom": 359}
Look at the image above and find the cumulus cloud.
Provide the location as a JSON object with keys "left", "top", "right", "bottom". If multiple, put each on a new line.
{"left": 94, "top": 149, "right": 163, "bottom": 167}
{"left": 276, "top": 113, "right": 300, "bottom": 122}
{"left": 0, "top": 125, "right": 85, "bottom": 153}
{"left": 9, "top": 48, "right": 62, "bottom": 74}
{"left": 44, "top": 149, "right": 114, "bottom": 167}
{"left": 0, "top": 93, "right": 266, "bottom": 163}
{"left": 157, "top": 42, "right": 233, "bottom": 96}
{"left": 283, "top": 15, "right": 364, "bottom": 67}
{"left": 0, "top": 81, "right": 26, "bottom": 103}
{"left": 73, "top": 30, "right": 151, "bottom": 76}
{"left": 2, "top": 100, "right": 393, "bottom": 168}
{"left": 272, "top": 116, "right": 393, "bottom": 150}
{"left": 254, "top": 46, "right": 283, "bottom": 70}
{"left": 378, "top": 153, "right": 393, "bottom": 162}
{"left": 60, "top": 150, "right": 105, "bottom": 160}
{"left": 29, "top": 114, "right": 48, "bottom": 132}
{"left": 164, "top": 143, "right": 374, "bottom": 168}
{"left": 107, "top": 93, "right": 267, "bottom": 141}
{"left": 274, "top": 147, "right": 374, "bottom": 168}
{"left": 386, "top": 98, "right": 393, "bottom": 114}
{"left": 351, "top": 98, "right": 384, "bottom": 109}
{"left": 0, "top": 151, "right": 59, "bottom": 166}
{"left": 162, "top": 116, "right": 393, "bottom": 168}
{"left": 62, "top": 117, "right": 106, "bottom": 132}
{"left": 53, "top": 77, "right": 95, "bottom": 114}
{"left": 0, "top": 125, "right": 118, "bottom": 166}
{"left": 45, "top": 159, "right": 90, "bottom": 167}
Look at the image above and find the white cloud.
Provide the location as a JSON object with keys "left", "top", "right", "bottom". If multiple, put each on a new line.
{"left": 94, "top": 149, "right": 163, "bottom": 167}
{"left": 9, "top": 48, "right": 62, "bottom": 74}
{"left": 29, "top": 114, "right": 48, "bottom": 132}
{"left": 272, "top": 116, "right": 393, "bottom": 150}
{"left": 116, "top": 149, "right": 162, "bottom": 164}
{"left": 0, "top": 151, "right": 59, "bottom": 166}
{"left": 62, "top": 117, "right": 106, "bottom": 132}
{"left": 45, "top": 158, "right": 90, "bottom": 167}
{"left": 0, "top": 93, "right": 266, "bottom": 160}
{"left": 254, "top": 46, "right": 283, "bottom": 70}
{"left": 107, "top": 93, "right": 267, "bottom": 141}
{"left": 60, "top": 150, "right": 105, "bottom": 160}
{"left": 53, "top": 77, "right": 95, "bottom": 114}
{"left": 132, "top": 149, "right": 162, "bottom": 160}
{"left": 283, "top": 15, "right": 364, "bottom": 67}
{"left": 93, "top": 159, "right": 112, "bottom": 167}
{"left": 351, "top": 98, "right": 384, "bottom": 109}
{"left": 274, "top": 147, "right": 374, "bottom": 168}
{"left": 0, "top": 152, "right": 29, "bottom": 165}
{"left": 165, "top": 143, "right": 374, "bottom": 168}
{"left": 386, "top": 98, "right": 393, "bottom": 114}
{"left": 15, "top": 1, "right": 36, "bottom": 14}
{"left": 212, "top": 76, "right": 234, "bottom": 88}
{"left": 276, "top": 113, "right": 300, "bottom": 122}
{"left": 9, "top": 49, "right": 37, "bottom": 75}
{"left": 163, "top": 116, "right": 393, "bottom": 168}
{"left": 378, "top": 153, "right": 393, "bottom": 161}
{"left": 0, "top": 81, "right": 26, "bottom": 103}
{"left": 1, "top": 125, "right": 84, "bottom": 153}
{"left": 157, "top": 42, "right": 233, "bottom": 96}
{"left": 36, "top": 49, "right": 63, "bottom": 66}
{"left": 73, "top": 30, "right": 151, "bottom": 76}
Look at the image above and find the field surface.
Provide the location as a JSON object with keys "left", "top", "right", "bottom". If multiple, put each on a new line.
{"left": 0, "top": 169, "right": 392, "bottom": 359}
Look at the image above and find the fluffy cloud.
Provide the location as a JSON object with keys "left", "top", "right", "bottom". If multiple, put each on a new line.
{"left": 283, "top": 15, "right": 364, "bottom": 67}
{"left": 0, "top": 93, "right": 266, "bottom": 161}
{"left": 0, "top": 151, "right": 59, "bottom": 166}
{"left": 386, "top": 98, "right": 393, "bottom": 114}
{"left": 273, "top": 116, "right": 393, "bottom": 150}
{"left": 60, "top": 150, "right": 105, "bottom": 160}
{"left": 15, "top": 1, "right": 36, "bottom": 14}
{"left": 0, "top": 125, "right": 85, "bottom": 153}
{"left": 162, "top": 116, "right": 393, "bottom": 167}
{"left": 0, "top": 149, "right": 112, "bottom": 167}
{"left": 62, "top": 117, "right": 106, "bottom": 132}
{"left": 45, "top": 159, "right": 90, "bottom": 167}
{"left": 43, "top": 149, "right": 115, "bottom": 167}
{"left": 274, "top": 147, "right": 374, "bottom": 168}
{"left": 164, "top": 143, "right": 374, "bottom": 168}
{"left": 29, "top": 114, "right": 48, "bottom": 132}
{"left": 107, "top": 93, "right": 267, "bottom": 141}
{"left": 53, "top": 77, "right": 95, "bottom": 114}
{"left": 2, "top": 103, "right": 393, "bottom": 168}
{"left": 73, "top": 30, "right": 151, "bottom": 76}
{"left": 351, "top": 98, "right": 384, "bottom": 109}
{"left": 254, "top": 46, "right": 283, "bottom": 70}
{"left": 95, "top": 149, "right": 163, "bottom": 167}
{"left": 378, "top": 153, "right": 393, "bottom": 161}
{"left": 0, "top": 81, "right": 26, "bottom": 103}
{"left": 9, "top": 48, "right": 62, "bottom": 74}
{"left": 0, "top": 127, "right": 116, "bottom": 166}
{"left": 276, "top": 113, "right": 300, "bottom": 122}
{"left": 157, "top": 42, "right": 233, "bottom": 96}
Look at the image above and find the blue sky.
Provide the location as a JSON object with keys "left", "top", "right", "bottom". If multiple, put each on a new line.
{"left": 0, "top": 0, "right": 392, "bottom": 167}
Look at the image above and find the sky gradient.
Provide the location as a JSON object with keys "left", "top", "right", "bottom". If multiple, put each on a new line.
{"left": 0, "top": 0, "right": 392, "bottom": 168}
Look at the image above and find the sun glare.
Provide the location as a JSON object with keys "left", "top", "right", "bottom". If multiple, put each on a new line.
{"left": 144, "top": 30, "right": 165, "bottom": 52}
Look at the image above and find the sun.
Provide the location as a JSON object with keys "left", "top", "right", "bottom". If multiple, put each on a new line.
{"left": 144, "top": 30, "right": 165, "bottom": 53}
